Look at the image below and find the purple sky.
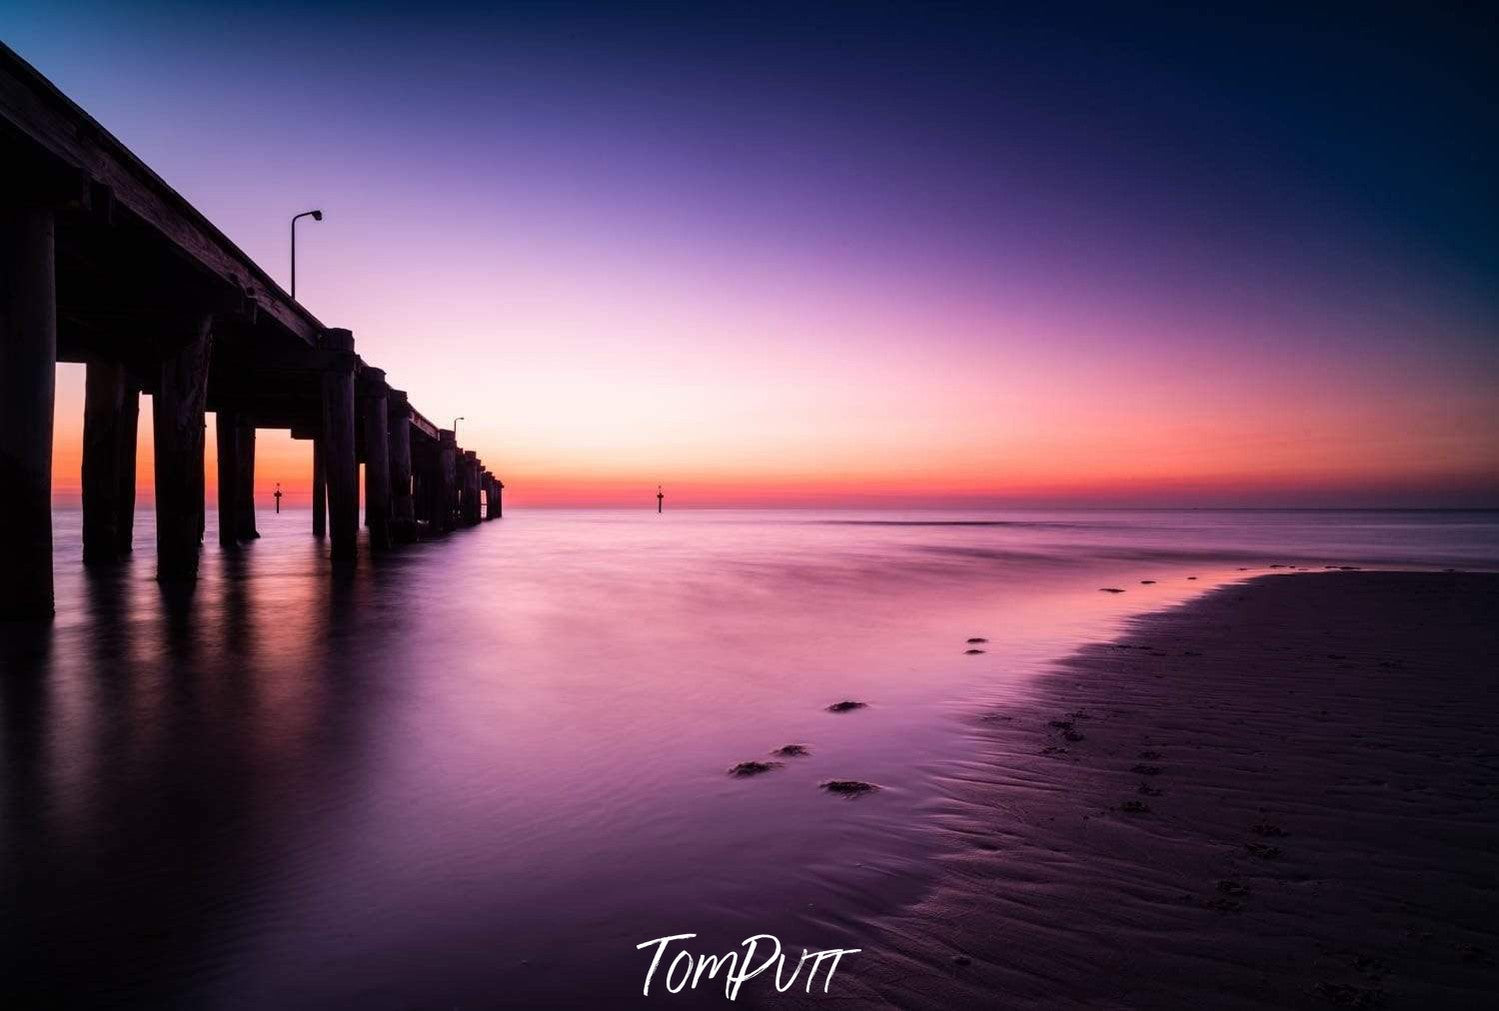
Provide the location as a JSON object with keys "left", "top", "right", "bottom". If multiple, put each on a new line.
{"left": 8, "top": 1, "right": 1497, "bottom": 506}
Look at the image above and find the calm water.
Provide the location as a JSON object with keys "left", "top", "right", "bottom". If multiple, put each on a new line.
{"left": 3, "top": 508, "right": 1496, "bottom": 1007}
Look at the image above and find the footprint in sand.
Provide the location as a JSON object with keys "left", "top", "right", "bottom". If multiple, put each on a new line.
{"left": 1202, "top": 896, "right": 1243, "bottom": 913}
{"left": 1312, "top": 982, "right": 1382, "bottom": 1006}
{"left": 728, "top": 761, "right": 781, "bottom": 777}
{"left": 821, "top": 780, "right": 878, "bottom": 797}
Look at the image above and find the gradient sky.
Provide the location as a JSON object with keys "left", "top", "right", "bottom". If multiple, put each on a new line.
{"left": 7, "top": 1, "right": 1497, "bottom": 507}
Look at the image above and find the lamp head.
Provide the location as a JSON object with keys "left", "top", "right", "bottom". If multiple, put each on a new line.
{"left": 311, "top": 210, "right": 323, "bottom": 221}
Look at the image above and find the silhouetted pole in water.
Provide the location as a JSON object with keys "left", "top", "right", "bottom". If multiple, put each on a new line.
{"left": 361, "top": 367, "right": 392, "bottom": 551}
{"left": 81, "top": 358, "right": 132, "bottom": 562}
{"left": 437, "top": 429, "right": 458, "bottom": 533}
{"left": 0, "top": 205, "right": 56, "bottom": 616}
{"left": 388, "top": 389, "right": 417, "bottom": 542}
{"left": 274, "top": 483, "right": 282, "bottom": 514}
{"left": 657, "top": 485, "right": 664, "bottom": 513}
{"left": 153, "top": 311, "right": 214, "bottom": 580}
{"left": 216, "top": 408, "right": 243, "bottom": 548}
{"left": 235, "top": 418, "right": 259, "bottom": 540}
{"left": 311, "top": 437, "right": 327, "bottom": 536}
{"left": 320, "top": 327, "right": 359, "bottom": 564}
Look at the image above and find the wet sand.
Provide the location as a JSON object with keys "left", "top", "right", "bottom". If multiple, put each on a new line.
{"left": 817, "top": 571, "right": 1499, "bottom": 1009}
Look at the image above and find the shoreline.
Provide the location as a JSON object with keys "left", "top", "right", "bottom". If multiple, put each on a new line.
{"left": 816, "top": 570, "right": 1499, "bottom": 1009}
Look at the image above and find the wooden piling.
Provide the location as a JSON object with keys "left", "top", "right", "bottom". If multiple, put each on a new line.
{"left": 153, "top": 312, "right": 214, "bottom": 580}
{"left": 235, "top": 419, "right": 259, "bottom": 539}
{"left": 462, "top": 451, "right": 480, "bottom": 526}
{"left": 116, "top": 380, "right": 139, "bottom": 554}
{"left": 486, "top": 475, "right": 501, "bottom": 520}
{"left": 320, "top": 328, "right": 359, "bottom": 564}
{"left": 82, "top": 359, "right": 129, "bottom": 562}
{"left": 312, "top": 436, "right": 327, "bottom": 537}
{"left": 0, "top": 205, "right": 56, "bottom": 617}
{"left": 215, "top": 410, "right": 241, "bottom": 547}
{"left": 438, "top": 429, "right": 458, "bottom": 533}
{"left": 388, "top": 389, "right": 416, "bottom": 543}
{"left": 361, "top": 368, "right": 391, "bottom": 551}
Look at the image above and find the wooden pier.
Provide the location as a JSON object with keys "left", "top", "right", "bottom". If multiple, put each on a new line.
{"left": 0, "top": 43, "right": 503, "bottom": 619}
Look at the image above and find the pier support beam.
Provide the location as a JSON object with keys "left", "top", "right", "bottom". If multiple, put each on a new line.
{"left": 361, "top": 368, "right": 391, "bottom": 551}
{"left": 153, "top": 312, "right": 214, "bottom": 580}
{"left": 236, "top": 420, "right": 258, "bottom": 540}
{"left": 459, "top": 454, "right": 469, "bottom": 525}
{"left": 312, "top": 436, "right": 327, "bottom": 537}
{"left": 0, "top": 205, "right": 56, "bottom": 618}
{"left": 116, "top": 380, "right": 139, "bottom": 554}
{"left": 462, "top": 451, "right": 480, "bottom": 526}
{"left": 485, "top": 475, "right": 500, "bottom": 520}
{"left": 215, "top": 411, "right": 242, "bottom": 547}
{"left": 82, "top": 359, "right": 131, "bottom": 562}
{"left": 438, "top": 429, "right": 458, "bottom": 533}
{"left": 388, "top": 390, "right": 416, "bottom": 543}
{"left": 320, "top": 328, "right": 359, "bottom": 564}
{"left": 494, "top": 478, "right": 503, "bottom": 518}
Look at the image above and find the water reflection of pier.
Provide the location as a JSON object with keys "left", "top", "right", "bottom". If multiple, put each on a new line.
{"left": 1, "top": 43, "right": 504, "bottom": 618}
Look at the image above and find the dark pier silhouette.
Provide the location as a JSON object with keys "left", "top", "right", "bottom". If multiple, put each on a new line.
{"left": 0, "top": 43, "right": 504, "bottom": 619}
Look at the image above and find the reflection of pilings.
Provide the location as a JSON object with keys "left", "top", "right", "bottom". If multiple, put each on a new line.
{"left": 388, "top": 390, "right": 416, "bottom": 543}
{"left": 361, "top": 368, "right": 391, "bottom": 551}
{"left": 82, "top": 359, "right": 130, "bottom": 562}
{"left": 320, "top": 328, "right": 359, "bottom": 564}
{"left": 153, "top": 312, "right": 214, "bottom": 581}
{"left": 0, "top": 205, "right": 56, "bottom": 617}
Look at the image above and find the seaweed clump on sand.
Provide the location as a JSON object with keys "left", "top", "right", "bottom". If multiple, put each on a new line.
{"left": 773, "top": 744, "right": 810, "bottom": 758}
{"left": 728, "top": 760, "right": 781, "bottom": 777}
{"left": 827, "top": 700, "right": 867, "bottom": 713}
{"left": 821, "top": 779, "right": 878, "bottom": 797}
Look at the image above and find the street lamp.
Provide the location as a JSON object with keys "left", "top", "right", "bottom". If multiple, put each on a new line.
{"left": 290, "top": 209, "right": 323, "bottom": 300}
{"left": 452, "top": 416, "right": 465, "bottom": 440}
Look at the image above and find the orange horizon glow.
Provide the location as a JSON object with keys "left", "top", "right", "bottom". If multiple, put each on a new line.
{"left": 48, "top": 358, "right": 1499, "bottom": 510}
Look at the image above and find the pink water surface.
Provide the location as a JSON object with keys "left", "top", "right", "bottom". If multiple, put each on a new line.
{"left": 3, "top": 508, "right": 1495, "bottom": 1007}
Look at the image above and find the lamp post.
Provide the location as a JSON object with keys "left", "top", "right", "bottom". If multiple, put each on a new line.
{"left": 452, "top": 416, "right": 464, "bottom": 440}
{"left": 290, "top": 209, "right": 323, "bottom": 300}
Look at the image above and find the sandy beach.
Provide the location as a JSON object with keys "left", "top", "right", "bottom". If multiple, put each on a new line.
{"left": 816, "top": 571, "right": 1499, "bottom": 1009}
